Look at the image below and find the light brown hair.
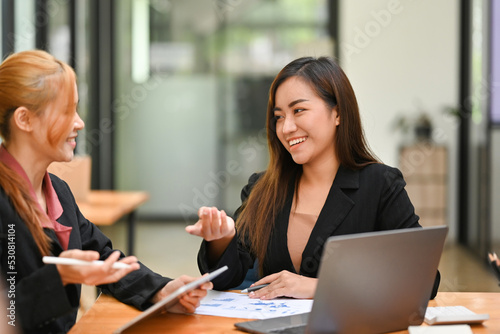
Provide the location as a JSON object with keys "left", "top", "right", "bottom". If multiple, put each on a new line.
{"left": 0, "top": 50, "right": 76, "bottom": 256}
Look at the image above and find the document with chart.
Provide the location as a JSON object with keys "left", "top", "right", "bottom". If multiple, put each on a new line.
{"left": 194, "top": 290, "right": 313, "bottom": 319}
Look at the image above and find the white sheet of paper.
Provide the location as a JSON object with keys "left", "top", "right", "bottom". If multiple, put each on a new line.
{"left": 194, "top": 290, "right": 313, "bottom": 319}
{"left": 408, "top": 325, "right": 472, "bottom": 334}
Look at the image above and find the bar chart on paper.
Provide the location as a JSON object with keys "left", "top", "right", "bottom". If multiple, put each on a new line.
{"left": 194, "top": 290, "right": 313, "bottom": 319}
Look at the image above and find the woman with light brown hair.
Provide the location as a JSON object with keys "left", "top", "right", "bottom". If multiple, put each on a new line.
{"left": 187, "top": 56, "right": 440, "bottom": 300}
{"left": 0, "top": 50, "right": 211, "bottom": 334}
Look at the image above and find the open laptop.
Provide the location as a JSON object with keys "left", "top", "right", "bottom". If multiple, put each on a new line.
{"left": 235, "top": 226, "right": 448, "bottom": 334}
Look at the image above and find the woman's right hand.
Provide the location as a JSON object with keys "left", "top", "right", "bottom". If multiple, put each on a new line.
{"left": 55, "top": 249, "right": 140, "bottom": 286}
{"left": 185, "top": 206, "right": 235, "bottom": 242}
{"left": 150, "top": 275, "right": 213, "bottom": 314}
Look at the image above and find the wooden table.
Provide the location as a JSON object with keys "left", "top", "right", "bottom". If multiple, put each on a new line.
{"left": 77, "top": 190, "right": 149, "bottom": 255}
{"left": 69, "top": 292, "right": 500, "bottom": 333}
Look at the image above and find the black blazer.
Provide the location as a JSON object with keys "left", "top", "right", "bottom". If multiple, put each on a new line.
{"left": 197, "top": 163, "right": 440, "bottom": 298}
{"left": 0, "top": 175, "right": 170, "bottom": 334}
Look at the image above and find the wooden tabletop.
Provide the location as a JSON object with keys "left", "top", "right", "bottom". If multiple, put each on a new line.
{"left": 69, "top": 292, "right": 500, "bottom": 333}
{"left": 70, "top": 293, "right": 245, "bottom": 334}
{"left": 76, "top": 191, "right": 149, "bottom": 226}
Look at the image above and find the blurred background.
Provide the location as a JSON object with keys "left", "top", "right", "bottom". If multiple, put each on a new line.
{"left": 2, "top": 0, "right": 500, "bottom": 298}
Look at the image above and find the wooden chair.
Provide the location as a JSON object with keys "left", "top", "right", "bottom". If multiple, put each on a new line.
{"left": 47, "top": 155, "right": 91, "bottom": 202}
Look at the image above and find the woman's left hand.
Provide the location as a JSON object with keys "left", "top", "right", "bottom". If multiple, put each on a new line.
{"left": 151, "top": 275, "right": 213, "bottom": 314}
{"left": 247, "top": 271, "right": 317, "bottom": 300}
{"left": 56, "top": 250, "right": 140, "bottom": 286}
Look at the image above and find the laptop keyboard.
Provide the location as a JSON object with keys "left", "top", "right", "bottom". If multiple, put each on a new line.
{"left": 269, "top": 325, "right": 307, "bottom": 333}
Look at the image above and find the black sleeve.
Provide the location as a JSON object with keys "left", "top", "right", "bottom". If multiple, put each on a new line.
{"left": 73, "top": 205, "right": 170, "bottom": 310}
{"left": 0, "top": 192, "right": 79, "bottom": 332}
{"left": 431, "top": 271, "right": 441, "bottom": 300}
{"left": 196, "top": 172, "right": 263, "bottom": 290}
{"left": 377, "top": 166, "right": 440, "bottom": 299}
{"left": 377, "top": 167, "right": 421, "bottom": 230}
{"left": 16, "top": 265, "right": 79, "bottom": 329}
{"left": 54, "top": 177, "right": 172, "bottom": 311}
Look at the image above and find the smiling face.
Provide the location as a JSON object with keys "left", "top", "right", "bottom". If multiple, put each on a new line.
{"left": 273, "top": 76, "right": 339, "bottom": 167}
{"left": 31, "top": 81, "right": 84, "bottom": 163}
{"left": 58, "top": 83, "right": 84, "bottom": 162}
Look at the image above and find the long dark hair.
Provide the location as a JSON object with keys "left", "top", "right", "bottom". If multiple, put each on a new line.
{"left": 236, "top": 56, "right": 379, "bottom": 272}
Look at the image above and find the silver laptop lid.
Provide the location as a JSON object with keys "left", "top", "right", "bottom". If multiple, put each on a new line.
{"left": 307, "top": 226, "right": 448, "bottom": 334}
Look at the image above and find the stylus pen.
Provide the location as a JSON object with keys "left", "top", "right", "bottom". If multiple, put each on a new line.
{"left": 241, "top": 283, "right": 270, "bottom": 293}
{"left": 42, "top": 256, "right": 131, "bottom": 269}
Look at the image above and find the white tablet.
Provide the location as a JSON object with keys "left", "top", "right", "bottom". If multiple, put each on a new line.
{"left": 113, "top": 266, "right": 228, "bottom": 333}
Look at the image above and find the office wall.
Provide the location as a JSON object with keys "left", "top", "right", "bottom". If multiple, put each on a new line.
{"left": 114, "top": 0, "right": 461, "bottom": 232}
{"left": 114, "top": 2, "right": 217, "bottom": 220}
{"left": 13, "top": 0, "right": 35, "bottom": 52}
{"left": 114, "top": 0, "right": 332, "bottom": 220}
{"left": 339, "top": 0, "right": 460, "bottom": 241}
{"left": 115, "top": 75, "right": 218, "bottom": 218}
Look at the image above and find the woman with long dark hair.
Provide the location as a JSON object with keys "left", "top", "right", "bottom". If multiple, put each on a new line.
{"left": 186, "top": 56, "right": 439, "bottom": 300}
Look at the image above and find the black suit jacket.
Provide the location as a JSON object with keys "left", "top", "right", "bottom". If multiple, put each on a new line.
{"left": 0, "top": 174, "right": 170, "bottom": 334}
{"left": 198, "top": 163, "right": 440, "bottom": 298}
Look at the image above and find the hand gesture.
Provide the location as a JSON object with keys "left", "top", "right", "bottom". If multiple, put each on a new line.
{"left": 489, "top": 252, "right": 500, "bottom": 266}
{"left": 185, "top": 206, "right": 235, "bottom": 242}
{"left": 151, "top": 275, "right": 213, "bottom": 314}
{"left": 247, "top": 271, "right": 317, "bottom": 300}
{"left": 55, "top": 250, "right": 140, "bottom": 286}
